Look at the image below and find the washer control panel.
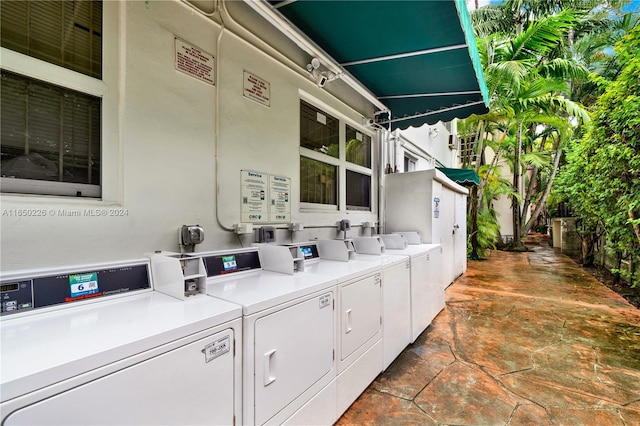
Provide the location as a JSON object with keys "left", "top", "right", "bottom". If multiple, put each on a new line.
{"left": 1, "top": 262, "right": 151, "bottom": 316}
{"left": 1, "top": 280, "right": 34, "bottom": 314}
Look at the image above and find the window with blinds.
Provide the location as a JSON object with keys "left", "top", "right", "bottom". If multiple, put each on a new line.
{"left": 0, "top": 0, "right": 103, "bottom": 197}
{"left": 1, "top": 1, "right": 102, "bottom": 78}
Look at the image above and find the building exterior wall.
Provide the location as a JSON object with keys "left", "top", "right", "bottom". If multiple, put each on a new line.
{"left": 396, "top": 122, "right": 458, "bottom": 170}
{"left": 1, "top": 1, "right": 379, "bottom": 272}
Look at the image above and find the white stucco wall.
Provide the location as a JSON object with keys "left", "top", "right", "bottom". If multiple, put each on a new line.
{"left": 395, "top": 122, "right": 457, "bottom": 170}
{"left": 483, "top": 146, "right": 514, "bottom": 239}
{"left": 0, "top": 0, "right": 378, "bottom": 272}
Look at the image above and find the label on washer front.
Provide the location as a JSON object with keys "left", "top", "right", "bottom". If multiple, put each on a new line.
{"left": 204, "top": 336, "right": 230, "bottom": 363}
{"left": 319, "top": 293, "right": 332, "bottom": 309}
{"left": 69, "top": 272, "right": 99, "bottom": 298}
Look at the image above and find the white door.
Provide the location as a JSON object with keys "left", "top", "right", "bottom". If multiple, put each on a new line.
{"left": 254, "top": 291, "right": 335, "bottom": 425}
{"left": 340, "top": 273, "right": 382, "bottom": 363}
{"left": 426, "top": 248, "right": 446, "bottom": 321}
{"left": 440, "top": 188, "right": 456, "bottom": 285}
{"left": 454, "top": 192, "right": 468, "bottom": 278}
{"left": 5, "top": 329, "right": 236, "bottom": 426}
{"left": 382, "top": 260, "right": 411, "bottom": 369}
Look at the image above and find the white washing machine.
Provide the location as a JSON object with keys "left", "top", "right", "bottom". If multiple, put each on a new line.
{"left": 0, "top": 259, "right": 243, "bottom": 426}
{"left": 379, "top": 233, "right": 444, "bottom": 342}
{"left": 351, "top": 237, "right": 412, "bottom": 370}
{"left": 198, "top": 245, "right": 338, "bottom": 426}
{"left": 285, "top": 240, "right": 383, "bottom": 418}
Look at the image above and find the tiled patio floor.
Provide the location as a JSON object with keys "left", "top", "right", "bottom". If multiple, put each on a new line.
{"left": 337, "top": 244, "right": 640, "bottom": 425}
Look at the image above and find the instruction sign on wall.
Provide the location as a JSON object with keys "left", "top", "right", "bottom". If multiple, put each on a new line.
{"left": 270, "top": 175, "right": 291, "bottom": 222}
{"left": 175, "top": 37, "right": 215, "bottom": 86}
{"left": 241, "top": 170, "right": 291, "bottom": 224}
{"left": 243, "top": 71, "right": 270, "bottom": 107}
{"left": 241, "top": 170, "right": 269, "bottom": 223}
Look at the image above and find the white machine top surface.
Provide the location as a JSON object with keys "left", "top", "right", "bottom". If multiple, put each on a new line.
{"left": 383, "top": 243, "right": 441, "bottom": 258}
{"left": 353, "top": 253, "right": 409, "bottom": 267}
{"left": 0, "top": 292, "right": 241, "bottom": 402}
{"left": 302, "top": 258, "right": 381, "bottom": 283}
{"left": 206, "top": 270, "right": 336, "bottom": 316}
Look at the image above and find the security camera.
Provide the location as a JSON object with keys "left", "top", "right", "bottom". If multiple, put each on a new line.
{"left": 317, "top": 74, "right": 328, "bottom": 87}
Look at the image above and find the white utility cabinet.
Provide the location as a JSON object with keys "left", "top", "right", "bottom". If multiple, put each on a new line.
{"left": 385, "top": 169, "right": 469, "bottom": 285}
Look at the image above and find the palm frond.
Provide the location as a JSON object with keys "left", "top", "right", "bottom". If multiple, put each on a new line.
{"left": 508, "top": 9, "right": 581, "bottom": 61}
{"left": 539, "top": 58, "right": 590, "bottom": 80}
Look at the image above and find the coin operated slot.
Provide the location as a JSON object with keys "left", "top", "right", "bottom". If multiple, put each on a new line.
{"left": 179, "top": 225, "right": 204, "bottom": 253}
{"left": 149, "top": 252, "right": 207, "bottom": 300}
{"left": 256, "top": 226, "right": 276, "bottom": 243}
{"left": 338, "top": 219, "right": 351, "bottom": 240}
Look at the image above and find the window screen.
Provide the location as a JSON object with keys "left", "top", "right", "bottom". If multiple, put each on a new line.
{"left": 300, "top": 157, "right": 337, "bottom": 206}
{"left": 346, "top": 170, "right": 371, "bottom": 211}
{"left": 300, "top": 100, "right": 339, "bottom": 158}
{"left": 345, "top": 125, "right": 371, "bottom": 168}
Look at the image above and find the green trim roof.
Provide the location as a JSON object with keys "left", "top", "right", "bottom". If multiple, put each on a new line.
{"left": 268, "top": 0, "right": 489, "bottom": 129}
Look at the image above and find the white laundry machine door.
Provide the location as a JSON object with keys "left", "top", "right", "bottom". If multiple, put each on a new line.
{"left": 3, "top": 328, "right": 236, "bottom": 426}
{"left": 382, "top": 259, "right": 411, "bottom": 369}
{"left": 409, "top": 251, "right": 445, "bottom": 342}
{"left": 339, "top": 273, "right": 382, "bottom": 365}
{"left": 253, "top": 291, "right": 335, "bottom": 426}
{"left": 410, "top": 253, "right": 431, "bottom": 342}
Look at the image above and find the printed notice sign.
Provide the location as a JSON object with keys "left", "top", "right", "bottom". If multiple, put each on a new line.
{"left": 175, "top": 38, "right": 215, "bottom": 85}
{"left": 243, "top": 71, "right": 270, "bottom": 107}
{"left": 269, "top": 174, "right": 291, "bottom": 222}
{"left": 241, "top": 170, "right": 269, "bottom": 223}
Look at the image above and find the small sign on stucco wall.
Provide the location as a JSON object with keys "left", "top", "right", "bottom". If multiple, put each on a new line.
{"left": 269, "top": 175, "right": 291, "bottom": 223}
{"left": 241, "top": 170, "right": 269, "bottom": 223}
{"left": 243, "top": 71, "right": 270, "bottom": 107}
{"left": 175, "top": 37, "right": 215, "bottom": 85}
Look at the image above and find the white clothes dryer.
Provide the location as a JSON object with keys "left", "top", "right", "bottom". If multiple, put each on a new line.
{"left": 379, "top": 234, "right": 444, "bottom": 343}
{"left": 351, "top": 237, "right": 412, "bottom": 370}
{"left": 199, "top": 246, "right": 338, "bottom": 426}
{"left": 1, "top": 259, "right": 243, "bottom": 426}
{"left": 286, "top": 240, "right": 384, "bottom": 418}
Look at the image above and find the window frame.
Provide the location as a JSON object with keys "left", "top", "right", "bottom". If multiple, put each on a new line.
{"left": 0, "top": 1, "right": 118, "bottom": 200}
{"left": 299, "top": 94, "right": 375, "bottom": 213}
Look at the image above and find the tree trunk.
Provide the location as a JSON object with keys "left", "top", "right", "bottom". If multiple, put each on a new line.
{"left": 511, "top": 123, "right": 523, "bottom": 248}
{"left": 520, "top": 135, "right": 548, "bottom": 231}
{"left": 522, "top": 137, "right": 563, "bottom": 236}
{"left": 629, "top": 209, "right": 640, "bottom": 247}
{"left": 581, "top": 234, "right": 596, "bottom": 266}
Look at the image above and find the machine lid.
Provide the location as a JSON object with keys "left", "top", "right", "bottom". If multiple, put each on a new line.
{"left": 0, "top": 291, "right": 241, "bottom": 402}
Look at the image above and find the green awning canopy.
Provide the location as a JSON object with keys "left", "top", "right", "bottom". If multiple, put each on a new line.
{"left": 437, "top": 167, "right": 480, "bottom": 186}
{"left": 268, "top": 0, "right": 489, "bottom": 130}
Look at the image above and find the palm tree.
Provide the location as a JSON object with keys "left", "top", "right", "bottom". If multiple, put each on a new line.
{"left": 471, "top": 6, "right": 591, "bottom": 249}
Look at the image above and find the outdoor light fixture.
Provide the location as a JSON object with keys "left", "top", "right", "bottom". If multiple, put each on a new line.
{"left": 428, "top": 127, "right": 439, "bottom": 138}
{"left": 306, "top": 57, "right": 338, "bottom": 88}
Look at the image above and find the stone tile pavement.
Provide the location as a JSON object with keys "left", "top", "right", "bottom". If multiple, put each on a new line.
{"left": 337, "top": 245, "right": 640, "bottom": 425}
